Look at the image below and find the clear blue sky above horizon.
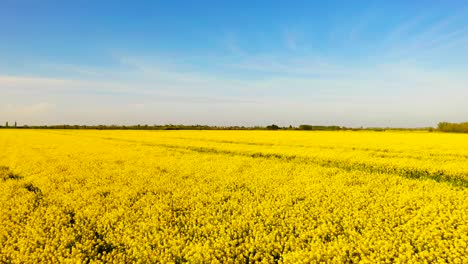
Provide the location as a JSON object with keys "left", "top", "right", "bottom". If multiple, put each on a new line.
{"left": 1, "top": 0, "right": 468, "bottom": 127}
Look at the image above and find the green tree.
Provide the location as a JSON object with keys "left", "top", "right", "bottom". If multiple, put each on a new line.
{"left": 266, "top": 124, "right": 280, "bottom": 130}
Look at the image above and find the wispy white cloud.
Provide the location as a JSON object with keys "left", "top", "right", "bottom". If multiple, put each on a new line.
{"left": 344, "top": 4, "right": 383, "bottom": 44}
{"left": 39, "top": 63, "right": 106, "bottom": 77}
{"left": 222, "top": 33, "right": 246, "bottom": 56}
{"left": 3, "top": 102, "right": 54, "bottom": 115}
{"left": 380, "top": 13, "right": 468, "bottom": 61}
{"left": 2, "top": 54, "right": 467, "bottom": 103}
{"left": 383, "top": 14, "right": 429, "bottom": 44}
{"left": 283, "top": 29, "right": 302, "bottom": 51}
{"left": 228, "top": 55, "right": 350, "bottom": 77}
{"left": 0, "top": 75, "right": 136, "bottom": 94}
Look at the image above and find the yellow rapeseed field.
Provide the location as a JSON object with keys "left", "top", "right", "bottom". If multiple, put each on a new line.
{"left": 1, "top": 129, "right": 468, "bottom": 263}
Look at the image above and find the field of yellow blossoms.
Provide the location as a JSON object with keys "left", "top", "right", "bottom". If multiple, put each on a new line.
{"left": 1, "top": 129, "right": 468, "bottom": 263}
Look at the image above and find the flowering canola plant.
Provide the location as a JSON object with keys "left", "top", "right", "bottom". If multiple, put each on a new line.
{"left": 1, "top": 130, "right": 468, "bottom": 263}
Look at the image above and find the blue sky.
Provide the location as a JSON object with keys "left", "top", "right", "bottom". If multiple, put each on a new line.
{"left": 1, "top": 0, "right": 468, "bottom": 127}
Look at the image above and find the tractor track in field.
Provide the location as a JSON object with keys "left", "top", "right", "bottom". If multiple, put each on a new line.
{"left": 42, "top": 131, "right": 468, "bottom": 188}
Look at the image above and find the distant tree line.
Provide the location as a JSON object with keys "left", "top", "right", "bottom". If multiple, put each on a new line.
{"left": 0, "top": 122, "right": 436, "bottom": 131}
{"left": 298, "top": 125, "right": 342, "bottom": 131}
{"left": 437, "top": 122, "right": 468, "bottom": 133}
